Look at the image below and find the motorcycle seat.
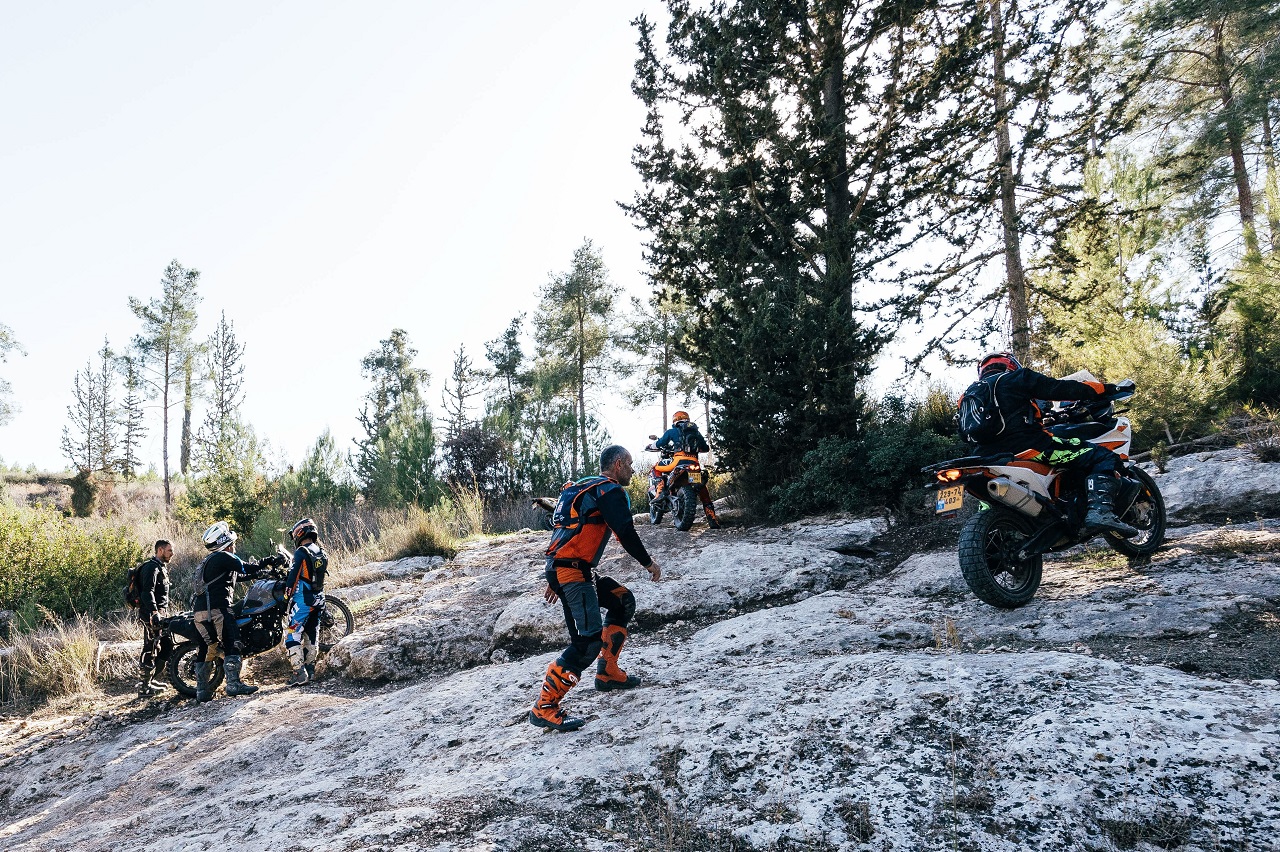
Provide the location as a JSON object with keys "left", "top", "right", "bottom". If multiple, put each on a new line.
{"left": 922, "top": 453, "right": 1013, "bottom": 473}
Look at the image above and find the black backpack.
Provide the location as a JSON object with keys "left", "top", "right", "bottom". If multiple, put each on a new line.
{"left": 676, "top": 423, "right": 703, "bottom": 454}
{"left": 123, "top": 562, "right": 144, "bottom": 608}
{"left": 957, "top": 372, "right": 1008, "bottom": 444}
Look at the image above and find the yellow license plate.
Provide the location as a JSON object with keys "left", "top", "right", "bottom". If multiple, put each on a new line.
{"left": 935, "top": 484, "right": 965, "bottom": 514}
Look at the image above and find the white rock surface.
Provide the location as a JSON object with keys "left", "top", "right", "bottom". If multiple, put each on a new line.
{"left": 3, "top": 510, "right": 1280, "bottom": 851}
{"left": 1148, "top": 448, "right": 1280, "bottom": 523}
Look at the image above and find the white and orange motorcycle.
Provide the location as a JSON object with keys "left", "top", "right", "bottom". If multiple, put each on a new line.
{"left": 923, "top": 376, "right": 1166, "bottom": 608}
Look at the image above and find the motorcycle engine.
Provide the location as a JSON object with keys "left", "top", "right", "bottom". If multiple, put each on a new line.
{"left": 240, "top": 614, "right": 282, "bottom": 655}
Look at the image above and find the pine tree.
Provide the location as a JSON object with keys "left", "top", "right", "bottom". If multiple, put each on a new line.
{"left": 534, "top": 240, "right": 616, "bottom": 477}
{"left": 129, "top": 259, "right": 201, "bottom": 510}
{"left": 116, "top": 353, "right": 147, "bottom": 480}
{"left": 61, "top": 338, "right": 120, "bottom": 473}
{"left": 353, "top": 329, "right": 437, "bottom": 506}
{"left": 196, "top": 311, "right": 246, "bottom": 466}
{"left": 441, "top": 343, "right": 484, "bottom": 442}
{"left": 617, "top": 293, "right": 699, "bottom": 428}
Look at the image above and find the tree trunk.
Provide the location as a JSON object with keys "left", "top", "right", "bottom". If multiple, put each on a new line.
{"left": 1214, "top": 20, "right": 1260, "bottom": 260}
{"left": 180, "top": 357, "right": 193, "bottom": 475}
{"left": 702, "top": 374, "right": 712, "bottom": 445}
{"left": 991, "top": 0, "right": 1031, "bottom": 361}
{"left": 818, "top": 10, "right": 854, "bottom": 320}
{"left": 162, "top": 348, "right": 171, "bottom": 511}
{"left": 1262, "top": 102, "right": 1279, "bottom": 254}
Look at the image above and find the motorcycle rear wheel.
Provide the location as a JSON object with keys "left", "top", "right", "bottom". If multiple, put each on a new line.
{"left": 167, "top": 640, "right": 225, "bottom": 697}
{"left": 673, "top": 484, "right": 698, "bottom": 532}
{"left": 958, "top": 509, "right": 1043, "bottom": 609}
{"left": 1104, "top": 467, "right": 1166, "bottom": 558}
{"left": 318, "top": 596, "right": 355, "bottom": 652}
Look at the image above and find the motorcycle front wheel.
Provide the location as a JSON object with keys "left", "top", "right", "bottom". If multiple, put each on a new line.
{"left": 673, "top": 484, "right": 698, "bottom": 532}
{"left": 1105, "top": 467, "right": 1167, "bottom": 558}
{"left": 318, "top": 597, "right": 355, "bottom": 652}
{"left": 167, "top": 640, "right": 225, "bottom": 697}
{"left": 958, "top": 509, "right": 1043, "bottom": 609}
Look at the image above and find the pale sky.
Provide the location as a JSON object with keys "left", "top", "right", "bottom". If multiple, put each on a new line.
{"left": 0, "top": 1, "right": 685, "bottom": 473}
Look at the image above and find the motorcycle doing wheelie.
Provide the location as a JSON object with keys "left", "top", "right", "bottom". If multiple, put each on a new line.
{"left": 644, "top": 436, "right": 709, "bottom": 532}
{"left": 922, "top": 378, "right": 1167, "bottom": 609}
{"left": 162, "top": 548, "right": 355, "bottom": 695}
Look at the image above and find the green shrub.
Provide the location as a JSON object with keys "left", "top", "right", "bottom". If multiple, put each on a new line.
{"left": 0, "top": 503, "right": 144, "bottom": 623}
{"left": 770, "top": 395, "right": 962, "bottom": 519}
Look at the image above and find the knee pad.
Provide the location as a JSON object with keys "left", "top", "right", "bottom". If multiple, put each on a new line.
{"left": 558, "top": 632, "right": 604, "bottom": 675}
{"left": 597, "top": 577, "right": 636, "bottom": 628}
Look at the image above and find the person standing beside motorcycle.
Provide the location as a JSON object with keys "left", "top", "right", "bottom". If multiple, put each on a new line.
{"left": 193, "top": 521, "right": 259, "bottom": 701}
{"left": 529, "top": 445, "right": 662, "bottom": 732}
{"left": 136, "top": 539, "right": 174, "bottom": 696}
{"left": 284, "top": 517, "right": 328, "bottom": 687}
{"left": 968, "top": 352, "right": 1138, "bottom": 538}
{"left": 653, "top": 411, "right": 720, "bottom": 528}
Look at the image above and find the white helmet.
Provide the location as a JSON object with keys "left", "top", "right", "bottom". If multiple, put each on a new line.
{"left": 202, "top": 521, "right": 238, "bottom": 552}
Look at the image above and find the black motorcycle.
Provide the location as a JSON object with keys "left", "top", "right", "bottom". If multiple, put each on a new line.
{"left": 162, "top": 551, "right": 355, "bottom": 695}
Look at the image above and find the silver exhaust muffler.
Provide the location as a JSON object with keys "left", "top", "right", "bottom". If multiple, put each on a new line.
{"left": 986, "top": 477, "right": 1044, "bottom": 517}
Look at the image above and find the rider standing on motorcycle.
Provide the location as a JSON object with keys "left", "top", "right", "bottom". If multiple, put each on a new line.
{"left": 970, "top": 352, "right": 1138, "bottom": 538}
{"left": 653, "top": 411, "right": 721, "bottom": 529}
{"left": 284, "top": 517, "right": 328, "bottom": 687}
{"left": 136, "top": 539, "right": 174, "bottom": 696}
{"left": 193, "top": 522, "right": 259, "bottom": 701}
{"left": 529, "top": 445, "right": 662, "bottom": 732}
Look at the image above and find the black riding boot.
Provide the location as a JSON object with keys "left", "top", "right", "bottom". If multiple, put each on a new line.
{"left": 1084, "top": 474, "right": 1139, "bottom": 538}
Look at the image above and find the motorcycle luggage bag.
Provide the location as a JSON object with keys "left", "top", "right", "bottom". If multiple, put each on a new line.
{"left": 166, "top": 612, "right": 202, "bottom": 642}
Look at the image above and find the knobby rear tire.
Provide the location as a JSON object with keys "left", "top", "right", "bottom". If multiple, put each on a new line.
{"left": 1105, "top": 467, "right": 1167, "bottom": 558}
{"left": 318, "top": 596, "right": 355, "bottom": 652}
{"left": 167, "top": 640, "right": 225, "bottom": 697}
{"left": 674, "top": 484, "right": 698, "bottom": 532}
{"left": 958, "top": 509, "right": 1043, "bottom": 609}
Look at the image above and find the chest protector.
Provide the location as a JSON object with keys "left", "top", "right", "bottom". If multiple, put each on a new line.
{"left": 545, "top": 476, "right": 617, "bottom": 568}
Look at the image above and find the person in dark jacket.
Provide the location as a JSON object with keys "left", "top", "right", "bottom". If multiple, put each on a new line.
{"left": 136, "top": 539, "right": 174, "bottom": 696}
{"left": 972, "top": 352, "right": 1138, "bottom": 537}
{"left": 529, "top": 445, "right": 662, "bottom": 732}
{"left": 193, "top": 521, "right": 258, "bottom": 701}
{"left": 284, "top": 517, "right": 328, "bottom": 687}
{"left": 653, "top": 411, "right": 720, "bottom": 528}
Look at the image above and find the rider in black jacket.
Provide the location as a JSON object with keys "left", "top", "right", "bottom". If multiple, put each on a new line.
{"left": 193, "top": 522, "right": 259, "bottom": 701}
{"left": 136, "top": 540, "right": 174, "bottom": 696}
{"left": 653, "top": 412, "right": 720, "bottom": 528}
{"left": 972, "top": 352, "right": 1138, "bottom": 538}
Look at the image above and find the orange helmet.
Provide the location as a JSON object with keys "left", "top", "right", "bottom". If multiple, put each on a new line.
{"left": 672, "top": 410, "right": 690, "bottom": 424}
{"left": 978, "top": 352, "right": 1022, "bottom": 377}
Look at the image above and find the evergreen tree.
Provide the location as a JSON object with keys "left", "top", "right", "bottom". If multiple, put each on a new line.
{"left": 0, "top": 322, "right": 23, "bottom": 427}
{"left": 279, "top": 429, "right": 358, "bottom": 509}
{"left": 129, "top": 259, "right": 202, "bottom": 509}
{"left": 195, "top": 311, "right": 246, "bottom": 466}
{"left": 617, "top": 293, "right": 700, "bottom": 427}
{"left": 60, "top": 338, "right": 119, "bottom": 473}
{"left": 630, "top": 2, "right": 975, "bottom": 499}
{"left": 116, "top": 353, "right": 147, "bottom": 480}
{"left": 353, "top": 329, "right": 438, "bottom": 506}
{"left": 441, "top": 343, "right": 484, "bottom": 442}
{"left": 534, "top": 240, "right": 616, "bottom": 477}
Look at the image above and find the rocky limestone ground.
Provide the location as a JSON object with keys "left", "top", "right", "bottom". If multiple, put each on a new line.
{"left": 1, "top": 449, "right": 1279, "bottom": 852}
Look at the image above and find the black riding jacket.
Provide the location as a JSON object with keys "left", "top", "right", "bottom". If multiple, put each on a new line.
{"left": 196, "top": 550, "right": 246, "bottom": 611}
{"left": 656, "top": 423, "right": 710, "bottom": 455}
{"left": 975, "top": 368, "right": 1108, "bottom": 453}
{"left": 138, "top": 556, "right": 169, "bottom": 619}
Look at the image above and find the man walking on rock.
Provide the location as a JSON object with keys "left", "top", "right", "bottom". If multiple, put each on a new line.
{"left": 529, "top": 445, "right": 661, "bottom": 732}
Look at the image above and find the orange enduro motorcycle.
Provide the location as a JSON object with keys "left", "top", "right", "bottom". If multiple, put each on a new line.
{"left": 644, "top": 436, "right": 707, "bottom": 532}
{"left": 922, "top": 378, "right": 1166, "bottom": 609}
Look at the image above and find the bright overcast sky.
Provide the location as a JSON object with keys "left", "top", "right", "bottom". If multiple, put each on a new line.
{"left": 0, "top": 1, "right": 685, "bottom": 472}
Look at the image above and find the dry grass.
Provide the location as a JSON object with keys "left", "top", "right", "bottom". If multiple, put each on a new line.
{"left": 0, "top": 611, "right": 141, "bottom": 708}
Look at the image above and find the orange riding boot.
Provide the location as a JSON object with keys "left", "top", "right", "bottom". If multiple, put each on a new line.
{"left": 595, "top": 625, "right": 641, "bottom": 691}
{"left": 528, "top": 661, "right": 586, "bottom": 732}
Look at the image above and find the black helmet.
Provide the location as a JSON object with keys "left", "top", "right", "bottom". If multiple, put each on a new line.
{"left": 290, "top": 517, "right": 318, "bottom": 545}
